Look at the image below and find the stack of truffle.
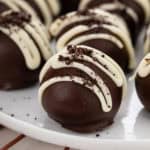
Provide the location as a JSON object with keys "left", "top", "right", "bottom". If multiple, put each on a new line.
{"left": 39, "top": 0, "right": 150, "bottom": 133}
{"left": 0, "top": 0, "right": 150, "bottom": 133}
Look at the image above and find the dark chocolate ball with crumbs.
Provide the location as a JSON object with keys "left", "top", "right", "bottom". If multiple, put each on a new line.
{"left": 135, "top": 53, "right": 150, "bottom": 111}
{"left": 60, "top": 0, "right": 80, "bottom": 14}
{"left": 0, "top": 11, "right": 51, "bottom": 90}
{"left": 39, "top": 45, "right": 127, "bottom": 133}
{"left": 50, "top": 9, "right": 136, "bottom": 72}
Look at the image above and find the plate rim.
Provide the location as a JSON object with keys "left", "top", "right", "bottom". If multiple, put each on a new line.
{"left": 1, "top": 111, "right": 150, "bottom": 150}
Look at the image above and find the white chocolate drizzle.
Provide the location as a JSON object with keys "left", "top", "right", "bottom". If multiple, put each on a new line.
{"left": 39, "top": 45, "right": 127, "bottom": 113}
{"left": 50, "top": 9, "right": 136, "bottom": 69}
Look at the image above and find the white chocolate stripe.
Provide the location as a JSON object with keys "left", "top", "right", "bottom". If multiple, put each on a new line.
{"left": 47, "top": 0, "right": 60, "bottom": 16}
{"left": 56, "top": 26, "right": 124, "bottom": 51}
{"left": 68, "top": 34, "right": 124, "bottom": 49}
{"left": 55, "top": 53, "right": 123, "bottom": 87}
{"left": 24, "top": 24, "right": 51, "bottom": 61}
{"left": 39, "top": 76, "right": 112, "bottom": 112}
{"left": 33, "top": 0, "right": 52, "bottom": 26}
{"left": 30, "top": 21, "right": 50, "bottom": 46}
{"left": 56, "top": 26, "right": 90, "bottom": 50}
{"left": 100, "top": 3, "right": 139, "bottom": 23}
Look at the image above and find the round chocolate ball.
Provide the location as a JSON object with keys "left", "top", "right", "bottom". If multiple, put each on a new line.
{"left": 60, "top": 0, "right": 80, "bottom": 14}
{"left": 0, "top": 0, "right": 60, "bottom": 26}
{"left": 135, "top": 53, "right": 150, "bottom": 111}
{"left": 39, "top": 45, "right": 127, "bottom": 132}
{"left": 50, "top": 9, "right": 136, "bottom": 72}
{"left": 0, "top": 11, "right": 51, "bottom": 90}
{"left": 79, "top": 0, "right": 150, "bottom": 43}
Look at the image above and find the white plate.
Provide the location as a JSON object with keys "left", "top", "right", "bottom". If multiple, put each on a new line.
{"left": 1, "top": 34, "right": 150, "bottom": 150}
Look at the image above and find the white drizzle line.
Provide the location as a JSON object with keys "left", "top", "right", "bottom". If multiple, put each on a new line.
{"left": 25, "top": 24, "right": 51, "bottom": 61}
{"left": 68, "top": 34, "right": 123, "bottom": 49}
{"left": 137, "top": 53, "right": 150, "bottom": 78}
{"left": 99, "top": 3, "right": 138, "bottom": 23}
{"left": 39, "top": 76, "right": 112, "bottom": 112}
{"left": 47, "top": 0, "right": 60, "bottom": 16}
{"left": 56, "top": 27, "right": 123, "bottom": 51}
{"left": 56, "top": 25, "right": 89, "bottom": 50}
{"left": 32, "top": 0, "right": 52, "bottom": 26}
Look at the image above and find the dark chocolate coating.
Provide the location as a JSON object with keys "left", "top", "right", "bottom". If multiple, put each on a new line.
{"left": 80, "top": 0, "right": 145, "bottom": 43}
{"left": 0, "top": 31, "right": 39, "bottom": 90}
{"left": 41, "top": 53, "right": 122, "bottom": 132}
{"left": 60, "top": 0, "right": 80, "bottom": 15}
{"left": 135, "top": 75, "right": 150, "bottom": 111}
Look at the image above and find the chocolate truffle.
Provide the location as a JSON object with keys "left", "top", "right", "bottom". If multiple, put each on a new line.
{"left": 144, "top": 24, "right": 150, "bottom": 53}
{"left": 0, "top": 11, "right": 51, "bottom": 90}
{"left": 50, "top": 9, "right": 136, "bottom": 72}
{"left": 135, "top": 53, "right": 150, "bottom": 111}
{"left": 79, "top": 0, "right": 150, "bottom": 43}
{"left": 0, "top": 0, "right": 60, "bottom": 26}
{"left": 60, "top": 0, "right": 80, "bottom": 14}
{"left": 39, "top": 45, "right": 127, "bottom": 133}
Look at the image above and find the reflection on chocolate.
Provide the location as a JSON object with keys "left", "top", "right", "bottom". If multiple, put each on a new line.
{"left": 0, "top": 11, "right": 51, "bottom": 90}
{"left": 39, "top": 45, "right": 127, "bottom": 133}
